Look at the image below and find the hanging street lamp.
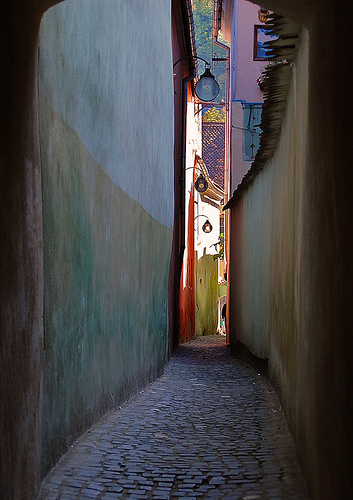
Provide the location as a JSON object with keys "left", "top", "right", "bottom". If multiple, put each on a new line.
{"left": 195, "top": 64, "right": 220, "bottom": 102}
{"left": 173, "top": 56, "right": 219, "bottom": 102}
{"left": 194, "top": 214, "right": 213, "bottom": 233}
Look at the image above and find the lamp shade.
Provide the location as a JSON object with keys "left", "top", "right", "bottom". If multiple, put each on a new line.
{"left": 194, "top": 175, "right": 208, "bottom": 193}
{"left": 202, "top": 220, "right": 213, "bottom": 233}
{"left": 195, "top": 67, "right": 220, "bottom": 102}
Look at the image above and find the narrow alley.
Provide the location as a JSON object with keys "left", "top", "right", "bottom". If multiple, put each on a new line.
{"left": 38, "top": 336, "right": 309, "bottom": 500}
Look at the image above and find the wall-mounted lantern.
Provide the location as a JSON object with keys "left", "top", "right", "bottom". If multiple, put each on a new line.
{"left": 194, "top": 175, "right": 208, "bottom": 193}
{"left": 173, "top": 56, "right": 219, "bottom": 103}
{"left": 195, "top": 65, "right": 220, "bottom": 102}
{"left": 194, "top": 214, "right": 213, "bottom": 233}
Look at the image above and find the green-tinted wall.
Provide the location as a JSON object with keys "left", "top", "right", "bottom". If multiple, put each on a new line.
{"left": 39, "top": 0, "right": 174, "bottom": 473}
{"left": 229, "top": 21, "right": 353, "bottom": 499}
{"left": 196, "top": 255, "right": 218, "bottom": 336}
{"left": 229, "top": 27, "right": 309, "bottom": 437}
{"left": 40, "top": 107, "right": 172, "bottom": 471}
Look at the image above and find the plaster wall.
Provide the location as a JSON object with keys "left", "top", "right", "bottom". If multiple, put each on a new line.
{"left": 39, "top": 0, "right": 174, "bottom": 474}
{"left": 170, "top": 0, "right": 191, "bottom": 352}
{"left": 195, "top": 255, "right": 219, "bottom": 336}
{"left": 179, "top": 99, "right": 202, "bottom": 343}
{"left": 230, "top": 1, "right": 265, "bottom": 190}
{"left": 184, "top": 101, "right": 202, "bottom": 210}
{"left": 230, "top": 23, "right": 308, "bottom": 482}
{"left": 195, "top": 202, "right": 220, "bottom": 257}
{"left": 195, "top": 201, "right": 221, "bottom": 337}
{"left": 231, "top": 100, "right": 253, "bottom": 189}
{"left": 40, "top": 0, "right": 174, "bottom": 227}
{"left": 293, "top": 5, "right": 353, "bottom": 497}
{"left": 0, "top": 5, "right": 44, "bottom": 498}
{"left": 229, "top": 9, "right": 353, "bottom": 496}
{"left": 234, "top": 0, "right": 266, "bottom": 102}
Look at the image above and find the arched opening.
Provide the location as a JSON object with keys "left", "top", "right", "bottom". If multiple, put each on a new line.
{"left": 1, "top": 1, "right": 352, "bottom": 499}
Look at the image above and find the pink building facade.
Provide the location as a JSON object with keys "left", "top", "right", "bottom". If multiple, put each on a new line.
{"left": 229, "top": 1, "right": 269, "bottom": 189}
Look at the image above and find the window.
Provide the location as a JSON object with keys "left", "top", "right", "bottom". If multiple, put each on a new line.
{"left": 253, "top": 25, "right": 278, "bottom": 61}
{"left": 243, "top": 103, "right": 262, "bottom": 161}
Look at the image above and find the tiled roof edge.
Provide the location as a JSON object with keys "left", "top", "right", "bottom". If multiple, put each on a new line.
{"left": 196, "top": 156, "right": 224, "bottom": 200}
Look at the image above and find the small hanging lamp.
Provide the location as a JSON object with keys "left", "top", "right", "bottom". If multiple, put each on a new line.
{"left": 194, "top": 175, "right": 208, "bottom": 193}
{"left": 202, "top": 219, "right": 213, "bottom": 233}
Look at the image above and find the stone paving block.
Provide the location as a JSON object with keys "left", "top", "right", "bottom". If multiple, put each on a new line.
{"left": 158, "top": 481, "right": 174, "bottom": 488}
{"left": 139, "top": 485, "right": 153, "bottom": 492}
{"left": 127, "top": 489, "right": 147, "bottom": 497}
{"left": 106, "top": 485, "right": 123, "bottom": 493}
{"left": 152, "top": 491, "right": 171, "bottom": 499}
{"left": 209, "top": 476, "right": 226, "bottom": 485}
{"left": 37, "top": 336, "right": 310, "bottom": 500}
{"left": 79, "top": 488, "right": 102, "bottom": 498}
{"left": 179, "top": 482, "right": 197, "bottom": 489}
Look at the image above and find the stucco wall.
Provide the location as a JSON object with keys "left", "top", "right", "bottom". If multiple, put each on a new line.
{"left": 196, "top": 255, "right": 219, "bottom": 336}
{"left": 40, "top": 0, "right": 174, "bottom": 227}
{"left": 229, "top": 10, "right": 353, "bottom": 496}
{"left": 229, "top": 1, "right": 265, "bottom": 191}
{"left": 230, "top": 22, "right": 308, "bottom": 481}
{"left": 39, "top": 0, "right": 174, "bottom": 474}
{"left": 230, "top": 22, "right": 308, "bottom": 389}
{"left": 195, "top": 197, "right": 222, "bottom": 338}
{"left": 234, "top": 0, "right": 267, "bottom": 103}
{"left": 0, "top": 5, "right": 44, "bottom": 498}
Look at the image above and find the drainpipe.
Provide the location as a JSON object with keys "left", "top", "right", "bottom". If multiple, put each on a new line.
{"left": 213, "top": 35, "right": 230, "bottom": 268}
{"left": 213, "top": 36, "right": 230, "bottom": 197}
{"left": 213, "top": 2, "right": 231, "bottom": 343}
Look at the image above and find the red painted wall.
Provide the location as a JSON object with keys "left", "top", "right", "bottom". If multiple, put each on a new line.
{"left": 179, "top": 170, "right": 196, "bottom": 343}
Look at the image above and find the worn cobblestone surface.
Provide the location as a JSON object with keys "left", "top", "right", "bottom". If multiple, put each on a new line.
{"left": 37, "top": 335, "right": 310, "bottom": 499}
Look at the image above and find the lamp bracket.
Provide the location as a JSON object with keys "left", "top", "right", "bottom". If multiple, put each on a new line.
{"left": 173, "top": 55, "right": 210, "bottom": 68}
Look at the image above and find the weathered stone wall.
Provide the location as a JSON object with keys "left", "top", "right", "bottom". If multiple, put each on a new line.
{"left": 38, "top": 0, "right": 174, "bottom": 475}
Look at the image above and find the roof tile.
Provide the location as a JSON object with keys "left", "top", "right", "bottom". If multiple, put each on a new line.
{"left": 202, "top": 121, "right": 225, "bottom": 190}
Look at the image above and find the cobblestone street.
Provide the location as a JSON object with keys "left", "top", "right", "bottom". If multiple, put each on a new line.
{"left": 37, "top": 336, "right": 310, "bottom": 499}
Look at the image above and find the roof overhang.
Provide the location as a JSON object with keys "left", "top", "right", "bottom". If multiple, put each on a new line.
{"left": 195, "top": 155, "right": 224, "bottom": 203}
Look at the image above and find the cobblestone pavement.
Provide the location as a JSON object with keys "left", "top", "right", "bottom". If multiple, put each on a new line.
{"left": 37, "top": 335, "right": 310, "bottom": 499}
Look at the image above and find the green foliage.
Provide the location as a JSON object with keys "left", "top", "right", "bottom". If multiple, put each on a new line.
{"left": 193, "top": 0, "right": 213, "bottom": 62}
{"left": 202, "top": 106, "right": 226, "bottom": 123}
{"left": 212, "top": 233, "right": 224, "bottom": 261}
{"left": 193, "top": 0, "right": 228, "bottom": 102}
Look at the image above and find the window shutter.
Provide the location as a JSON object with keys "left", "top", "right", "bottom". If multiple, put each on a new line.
{"left": 243, "top": 104, "right": 262, "bottom": 161}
